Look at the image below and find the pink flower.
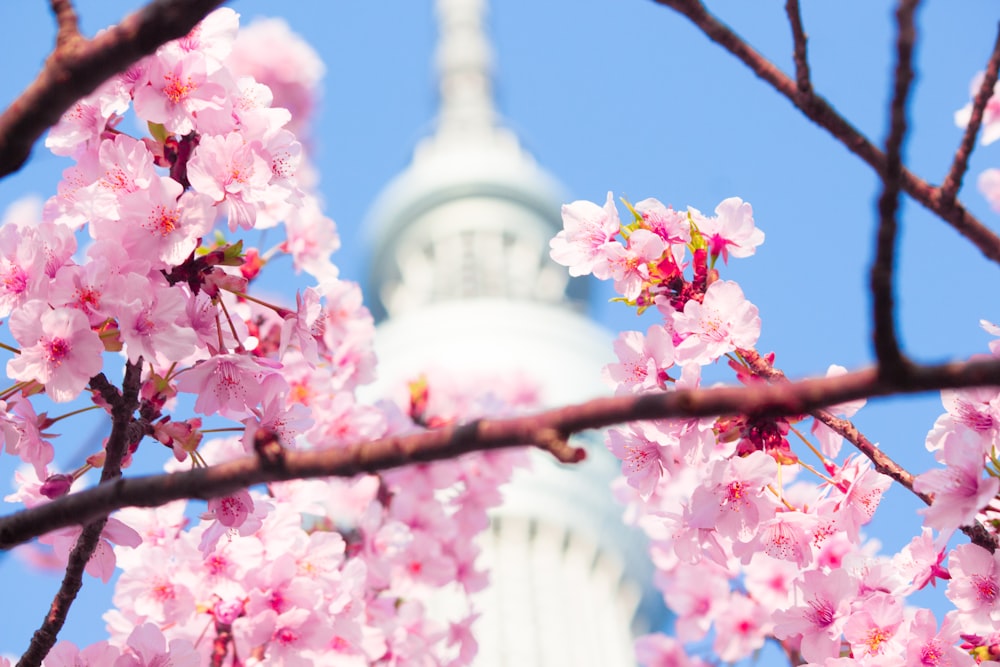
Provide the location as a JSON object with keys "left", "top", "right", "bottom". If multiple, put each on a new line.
{"left": 549, "top": 191, "right": 621, "bottom": 277}
{"left": 227, "top": 16, "right": 325, "bottom": 139}
{"left": 673, "top": 280, "right": 761, "bottom": 364}
{"left": 603, "top": 324, "right": 675, "bottom": 394}
{"left": 842, "top": 592, "right": 905, "bottom": 660}
{"left": 607, "top": 425, "right": 668, "bottom": 500}
{"left": 685, "top": 451, "right": 778, "bottom": 542}
{"left": 114, "top": 623, "right": 199, "bottom": 667}
{"left": 604, "top": 228, "right": 667, "bottom": 300}
{"left": 45, "top": 640, "right": 122, "bottom": 666}
{"left": 110, "top": 275, "right": 198, "bottom": 366}
{"left": 691, "top": 196, "right": 764, "bottom": 264}
{"left": 634, "top": 633, "right": 708, "bottom": 667}
{"left": 176, "top": 353, "right": 287, "bottom": 418}
{"left": 978, "top": 168, "right": 1000, "bottom": 213}
{"left": 280, "top": 287, "right": 325, "bottom": 363}
{"left": 712, "top": 592, "right": 772, "bottom": 662}
{"left": 902, "top": 609, "right": 974, "bottom": 667}
{"left": 773, "top": 568, "right": 856, "bottom": 663}
{"left": 913, "top": 430, "right": 999, "bottom": 542}
{"left": 945, "top": 543, "right": 1000, "bottom": 632}
{"left": 187, "top": 132, "right": 273, "bottom": 231}
{"left": 115, "top": 176, "right": 215, "bottom": 268}
{"left": 132, "top": 46, "right": 228, "bottom": 135}
{"left": 45, "top": 517, "right": 142, "bottom": 583}
{"left": 7, "top": 301, "right": 103, "bottom": 403}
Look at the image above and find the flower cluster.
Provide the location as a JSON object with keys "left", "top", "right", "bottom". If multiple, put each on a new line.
{"left": 551, "top": 192, "right": 1000, "bottom": 666}
{"left": 1, "top": 11, "right": 531, "bottom": 666}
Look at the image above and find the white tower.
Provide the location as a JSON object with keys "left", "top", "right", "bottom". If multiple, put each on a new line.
{"left": 364, "top": 1, "right": 666, "bottom": 664}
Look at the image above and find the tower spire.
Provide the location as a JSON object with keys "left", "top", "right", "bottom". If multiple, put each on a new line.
{"left": 434, "top": 0, "right": 497, "bottom": 138}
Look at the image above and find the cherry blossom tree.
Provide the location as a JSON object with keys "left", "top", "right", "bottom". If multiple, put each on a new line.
{"left": 1, "top": 1, "right": 1000, "bottom": 666}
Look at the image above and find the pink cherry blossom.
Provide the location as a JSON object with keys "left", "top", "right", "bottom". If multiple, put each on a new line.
{"left": 7, "top": 301, "right": 104, "bottom": 403}
{"left": 685, "top": 451, "right": 778, "bottom": 542}
{"left": 113, "top": 623, "right": 199, "bottom": 667}
{"left": 187, "top": 132, "right": 274, "bottom": 231}
{"left": 913, "top": 430, "right": 1000, "bottom": 542}
{"left": 774, "top": 568, "right": 856, "bottom": 663}
{"left": 842, "top": 593, "right": 905, "bottom": 661}
{"left": 176, "top": 353, "right": 287, "bottom": 418}
{"left": 110, "top": 275, "right": 198, "bottom": 366}
{"left": 691, "top": 196, "right": 764, "bottom": 264}
{"left": 132, "top": 46, "right": 229, "bottom": 136}
{"left": 673, "top": 280, "right": 761, "bottom": 364}
{"left": 604, "top": 324, "right": 675, "bottom": 394}
{"left": 549, "top": 191, "right": 621, "bottom": 277}
{"left": 945, "top": 543, "right": 1000, "bottom": 632}
{"left": 713, "top": 593, "right": 773, "bottom": 662}
{"left": 604, "top": 228, "right": 667, "bottom": 300}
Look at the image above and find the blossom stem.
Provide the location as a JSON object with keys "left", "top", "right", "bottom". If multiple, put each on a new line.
{"left": 0, "top": 340, "right": 20, "bottom": 354}
{"left": 796, "top": 459, "right": 838, "bottom": 486}
{"left": 766, "top": 483, "right": 797, "bottom": 511}
{"left": 788, "top": 423, "right": 830, "bottom": 466}
{"left": 216, "top": 298, "right": 245, "bottom": 353}
{"left": 49, "top": 404, "right": 101, "bottom": 424}
{"left": 227, "top": 289, "right": 281, "bottom": 312}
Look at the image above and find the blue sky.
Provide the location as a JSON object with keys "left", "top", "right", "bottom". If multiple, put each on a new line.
{"left": 0, "top": 0, "right": 998, "bottom": 659}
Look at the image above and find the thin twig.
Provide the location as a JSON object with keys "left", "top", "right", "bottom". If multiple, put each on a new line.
{"left": 49, "top": 0, "right": 81, "bottom": 48}
{"left": 939, "top": 23, "right": 1000, "bottom": 206}
{"left": 4, "top": 354, "right": 1000, "bottom": 552}
{"left": 17, "top": 362, "right": 143, "bottom": 667}
{"left": 872, "top": 0, "right": 920, "bottom": 378}
{"left": 0, "top": 0, "right": 227, "bottom": 178}
{"left": 784, "top": 0, "right": 812, "bottom": 96}
{"left": 651, "top": 0, "right": 1000, "bottom": 267}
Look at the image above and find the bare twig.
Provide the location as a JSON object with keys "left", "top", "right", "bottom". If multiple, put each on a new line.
{"left": 49, "top": 0, "right": 81, "bottom": 48}
{"left": 939, "top": 23, "right": 1000, "bottom": 206}
{"left": 17, "top": 362, "right": 143, "bottom": 667}
{"left": 0, "top": 0, "right": 227, "bottom": 178}
{"left": 872, "top": 0, "right": 921, "bottom": 378}
{"left": 3, "top": 354, "right": 1000, "bottom": 552}
{"left": 651, "top": 0, "right": 1000, "bottom": 267}
{"left": 784, "top": 0, "right": 812, "bottom": 96}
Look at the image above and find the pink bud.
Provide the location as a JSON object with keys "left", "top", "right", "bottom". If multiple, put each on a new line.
{"left": 40, "top": 473, "right": 73, "bottom": 498}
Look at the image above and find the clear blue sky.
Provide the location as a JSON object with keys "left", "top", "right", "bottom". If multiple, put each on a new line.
{"left": 0, "top": 0, "right": 998, "bottom": 659}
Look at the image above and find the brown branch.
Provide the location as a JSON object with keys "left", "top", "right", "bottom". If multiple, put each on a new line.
{"left": 49, "top": 0, "right": 81, "bottom": 48}
{"left": 0, "top": 0, "right": 227, "bottom": 179}
{"left": 17, "top": 362, "right": 143, "bottom": 667}
{"left": 4, "top": 355, "right": 1000, "bottom": 552}
{"left": 784, "top": 0, "right": 811, "bottom": 96}
{"left": 741, "top": 349, "right": 996, "bottom": 551}
{"left": 740, "top": 349, "right": 923, "bottom": 498}
{"left": 939, "top": 22, "right": 1000, "bottom": 206}
{"left": 651, "top": 0, "right": 1000, "bottom": 267}
{"left": 872, "top": 0, "right": 920, "bottom": 378}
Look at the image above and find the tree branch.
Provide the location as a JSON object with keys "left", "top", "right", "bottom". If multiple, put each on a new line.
{"left": 784, "top": 0, "right": 811, "bottom": 96}
{"left": 872, "top": 0, "right": 920, "bottom": 377}
{"left": 17, "top": 362, "right": 143, "bottom": 667}
{"left": 0, "top": 0, "right": 227, "bottom": 179}
{"left": 651, "top": 0, "right": 1000, "bottom": 267}
{"left": 3, "top": 355, "right": 1000, "bottom": 552}
{"left": 939, "top": 22, "right": 1000, "bottom": 206}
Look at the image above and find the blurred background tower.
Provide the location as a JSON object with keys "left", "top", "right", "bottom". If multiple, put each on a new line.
{"left": 363, "top": 0, "right": 665, "bottom": 664}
